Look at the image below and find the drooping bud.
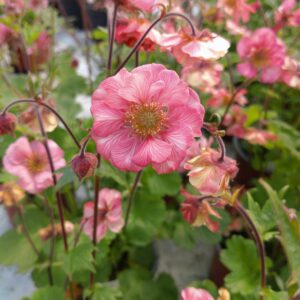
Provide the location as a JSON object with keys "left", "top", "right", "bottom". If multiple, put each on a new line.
{"left": 0, "top": 113, "right": 17, "bottom": 136}
{"left": 71, "top": 152, "right": 98, "bottom": 180}
{"left": 38, "top": 221, "right": 74, "bottom": 241}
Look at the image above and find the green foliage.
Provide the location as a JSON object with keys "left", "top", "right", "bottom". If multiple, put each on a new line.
{"left": 221, "top": 235, "right": 260, "bottom": 296}
{"left": 262, "top": 288, "right": 288, "bottom": 300}
{"left": 91, "top": 284, "right": 122, "bottom": 300}
{"left": 28, "top": 286, "right": 65, "bottom": 300}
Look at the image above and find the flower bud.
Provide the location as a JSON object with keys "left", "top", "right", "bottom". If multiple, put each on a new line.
{"left": 0, "top": 113, "right": 17, "bottom": 136}
{"left": 38, "top": 221, "right": 74, "bottom": 241}
{"left": 71, "top": 152, "right": 98, "bottom": 180}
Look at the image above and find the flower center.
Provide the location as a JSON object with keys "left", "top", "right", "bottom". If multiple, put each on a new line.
{"left": 225, "top": 0, "right": 237, "bottom": 8}
{"left": 26, "top": 155, "right": 46, "bottom": 174}
{"left": 124, "top": 102, "right": 167, "bottom": 137}
{"left": 250, "top": 50, "right": 269, "bottom": 68}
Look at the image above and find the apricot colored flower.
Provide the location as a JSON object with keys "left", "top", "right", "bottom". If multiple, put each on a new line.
{"left": 181, "top": 61, "right": 223, "bottom": 93}
{"left": 38, "top": 221, "right": 74, "bottom": 241}
{"left": 82, "top": 188, "right": 124, "bottom": 242}
{"left": 181, "top": 287, "right": 214, "bottom": 300}
{"left": 237, "top": 28, "right": 285, "bottom": 83}
{"left": 159, "top": 29, "right": 230, "bottom": 65}
{"left": 3, "top": 137, "right": 66, "bottom": 194}
{"left": 91, "top": 64, "right": 204, "bottom": 173}
{"left": 0, "top": 182, "right": 24, "bottom": 207}
{"left": 185, "top": 148, "right": 238, "bottom": 195}
{"left": 115, "top": 18, "right": 160, "bottom": 51}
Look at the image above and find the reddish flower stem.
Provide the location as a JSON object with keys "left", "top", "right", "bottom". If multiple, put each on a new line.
{"left": 1, "top": 98, "right": 81, "bottom": 149}
{"left": 115, "top": 12, "right": 196, "bottom": 73}
{"left": 234, "top": 201, "right": 266, "bottom": 300}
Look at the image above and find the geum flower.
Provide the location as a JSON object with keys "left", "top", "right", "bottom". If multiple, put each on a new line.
{"left": 184, "top": 148, "right": 238, "bottom": 195}
{"left": 280, "top": 56, "right": 300, "bottom": 89}
{"left": 3, "top": 137, "right": 66, "bottom": 194}
{"left": 274, "top": 0, "right": 300, "bottom": 31}
{"left": 237, "top": 28, "right": 286, "bottom": 83}
{"left": 115, "top": 18, "right": 160, "bottom": 51}
{"left": 82, "top": 188, "right": 124, "bottom": 242}
{"left": 91, "top": 64, "right": 204, "bottom": 174}
{"left": 181, "top": 287, "right": 214, "bottom": 300}
{"left": 158, "top": 29, "right": 230, "bottom": 65}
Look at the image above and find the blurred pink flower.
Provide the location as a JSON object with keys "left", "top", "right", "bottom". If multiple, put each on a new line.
{"left": 3, "top": 137, "right": 66, "bottom": 194}
{"left": 115, "top": 18, "right": 160, "bottom": 51}
{"left": 91, "top": 64, "right": 204, "bottom": 174}
{"left": 244, "top": 128, "right": 277, "bottom": 145}
{"left": 159, "top": 29, "right": 230, "bottom": 65}
{"left": 181, "top": 287, "right": 214, "bottom": 300}
{"left": 185, "top": 148, "right": 238, "bottom": 195}
{"left": 237, "top": 28, "right": 286, "bottom": 83}
{"left": 218, "top": 0, "right": 259, "bottom": 23}
{"left": 106, "top": 0, "right": 156, "bottom": 12}
{"left": 223, "top": 105, "right": 248, "bottom": 138}
{"left": 181, "top": 61, "right": 223, "bottom": 93}
{"left": 0, "top": 24, "right": 13, "bottom": 45}
{"left": 207, "top": 88, "right": 248, "bottom": 109}
{"left": 28, "top": 0, "right": 48, "bottom": 10}
{"left": 82, "top": 188, "right": 124, "bottom": 242}
{"left": 181, "top": 189, "right": 222, "bottom": 232}
{"left": 280, "top": 56, "right": 300, "bottom": 89}
{"left": 274, "top": 0, "right": 300, "bottom": 31}
{"left": 4, "top": 0, "right": 25, "bottom": 15}
{"left": 226, "top": 20, "right": 250, "bottom": 36}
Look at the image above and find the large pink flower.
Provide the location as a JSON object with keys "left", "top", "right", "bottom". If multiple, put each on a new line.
{"left": 3, "top": 137, "right": 66, "bottom": 194}
{"left": 82, "top": 188, "right": 124, "bottom": 242}
{"left": 181, "top": 287, "right": 214, "bottom": 300}
{"left": 91, "top": 64, "right": 205, "bottom": 173}
{"left": 237, "top": 28, "right": 286, "bottom": 83}
{"left": 159, "top": 29, "right": 230, "bottom": 65}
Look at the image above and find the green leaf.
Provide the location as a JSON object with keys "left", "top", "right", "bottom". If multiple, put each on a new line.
{"left": 63, "top": 242, "right": 95, "bottom": 277}
{"left": 221, "top": 235, "right": 260, "bottom": 295}
{"left": 30, "top": 286, "right": 65, "bottom": 300}
{"left": 55, "top": 166, "right": 78, "bottom": 191}
{"left": 91, "top": 284, "right": 122, "bottom": 300}
{"left": 262, "top": 288, "right": 288, "bottom": 300}
{"left": 260, "top": 180, "right": 300, "bottom": 287}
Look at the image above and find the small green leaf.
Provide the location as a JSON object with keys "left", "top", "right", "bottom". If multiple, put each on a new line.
{"left": 30, "top": 286, "right": 65, "bottom": 300}
{"left": 92, "top": 283, "right": 122, "bottom": 300}
{"left": 262, "top": 287, "right": 288, "bottom": 300}
{"left": 55, "top": 166, "right": 78, "bottom": 191}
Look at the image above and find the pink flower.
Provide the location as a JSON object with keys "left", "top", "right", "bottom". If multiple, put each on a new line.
{"left": 115, "top": 18, "right": 160, "bottom": 51}
{"left": 181, "top": 287, "right": 214, "bottom": 300}
{"left": 91, "top": 64, "right": 204, "bottom": 174}
{"left": 4, "top": 0, "right": 25, "bottom": 15}
{"left": 274, "top": 0, "right": 300, "bottom": 31}
{"left": 223, "top": 105, "right": 248, "bottom": 138}
{"left": 280, "top": 56, "right": 300, "bottom": 89}
{"left": 28, "top": 0, "right": 48, "bottom": 10}
{"left": 106, "top": 0, "right": 156, "bottom": 12}
{"left": 181, "top": 189, "right": 222, "bottom": 232}
{"left": 243, "top": 128, "right": 277, "bottom": 145}
{"left": 207, "top": 88, "right": 247, "bottom": 109}
{"left": 218, "top": 0, "right": 259, "bottom": 23}
{"left": 181, "top": 61, "right": 223, "bottom": 93}
{"left": 82, "top": 188, "right": 124, "bottom": 242}
{"left": 159, "top": 29, "right": 230, "bottom": 65}
{"left": 237, "top": 28, "right": 286, "bottom": 83}
{"left": 185, "top": 148, "right": 238, "bottom": 195}
{"left": 3, "top": 137, "right": 66, "bottom": 194}
{"left": 225, "top": 20, "right": 250, "bottom": 36}
{"left": 0, "top": 24, "right": 13, "bottom": 45}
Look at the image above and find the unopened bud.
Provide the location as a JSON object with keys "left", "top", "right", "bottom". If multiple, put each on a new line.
{"left": 38, "top": 221, "right": 74, "bottom": 241}
{"left": 71, "top": 152, "right": 98, "bottom": 180}
{"left": 0, "top": 113, "right": 17, "bottom": 135}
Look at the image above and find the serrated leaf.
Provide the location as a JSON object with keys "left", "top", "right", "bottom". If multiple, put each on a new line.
{"left": 262, "top": 288, "right": 288, "bottom": 300}
{"left": 30, "top": 286, "right": 64, "bottom": 300}
{"left": 221, "top": 235, "right": 260, "bottom": 295}
{"left": 260, "top": 180, "right": 300, "bottom": 287}
{"left": 91, "top": 284, "right": 122, "bottom": 300}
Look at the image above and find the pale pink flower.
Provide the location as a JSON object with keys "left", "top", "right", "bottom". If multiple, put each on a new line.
{"left": 4, "top": 0, "right": 25, "bottom": 15}
{"left": 0, "top": 24, "right": 13, "bottom": 45}
{"left": 280, "top": 56, "right": 300, "bottom": 89}
{"left": 184, "top": 148, "right": 238, "bottom": 195}
{"left": 181, "top": 189, "right": 222, "bottom": 232}
{"left": 218, "top": 0, "right": 259, "bottom": 23}
{"left": 82, "top": 188, "right": 124, "bottom": 242}
{"left": 226, "top": 20, "right": 250, "bottom": 36}
{"left": 3, "top": 137, "right": 66, "bottom": 194}
{"left": 237, "top": 28, "right": 286, "bottom": 83}
{"left": 274, "top": 0, "right": 300, "bottom": 31}
{"left": 243, "top": 128, "right": 277, "bottom": 145}
{"left": 28, "top": 0, "right": 48, "bottom": 10}
{"left": 181, "top": 287, "right": 214, "bottom": 300}
{"left": 115, "top": 18, "right": 160, "bottom": 51}
{"left": 106, "top": 0, "right": 156, "bottom": 12}
{"left": 181, "top": 61, "right": 223, "bottom": 93}
{"left": 91, "top": 64, "right": 204, "bottom": 174}
{"left": 207, "top": 88, "right": 247, "bottom": 109}
{"left": 159, "top": 29, "right": 230, "bottom": 65}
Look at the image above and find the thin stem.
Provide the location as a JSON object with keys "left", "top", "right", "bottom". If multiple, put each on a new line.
{"left": 107, "top": 3, "right": 119, "bottom": 75}
{"left": 79, "top": 135, "right": 91, "bottom": 158}
{"left": 124, "top": 171, "right": 143, "bottom": 229}
{"left": 35, "top": 106, "right": 69, "bottom": 252}
{"left": 115, "top": 12, "right": 196, "bottom": 73}
{"left": 234, "top": 202, "right": 266, "bottom": 300}
{"left": 2, "top": 98, "right": 80, "bottom": 149}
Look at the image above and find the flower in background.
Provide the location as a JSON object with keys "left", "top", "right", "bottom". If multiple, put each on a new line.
{"left": 274, "top": 0, "right": 300, "bottom": 31}
{"left": 237, "top": 28, "right": 286, "bottom": 83}
{"left": 225, "top": 20, "right": 250, "bottom": 36}
{"left": 181, "top": 287, "right": 214, "bottom": 300}
{"left": 185, "top": 148, "right": 238, "bottom": 195}
{"left": 28, "top": 0, "right": 48, "bottom": 10}
{"left": 4, "top": 0, "right": 25, "bottom": 15}
{"left": 243, "top": 128, "right": 277, "bottom": 145}
{"left": 280, "top": 56, "right": 300, "bottom": 89}
{"left": 91, "top": 64, "right": 204, "bottom": 173}
{"left": 181, "top": 189, "right": 222, "bottom": 232}
{"left": 38, "top": 221, "right": 74, "bottom": 241}
{"left": 3, "top": 137, "right": 66, "bottom": 194}
{"left": 115, "top": 18, "right": 160, "bottom": 51}
{"left": 217, "top": 0, "right": 259, "bottom": 23}
{"left": 105, "top": 0, "right": 157, "bottom": 12}
{"left": 0, "top": 182, "right": 24, "bottom": 207}
{"left": 181, "top": 61, "right": 223, "bottom": 93}
{"left": 0, "top": 24, "right": 13, "bottom": 46}
{"left": 159, "top": 29, "right": 230, "bottom": 65}
{"left": 207, "top": 88, "right": 247, "bottom": 109}
{"left": 0, "top": 112, "right": 17, "bottom": 136}
{"left": 223, "top": 105, "right": 248, "bottom": 138}
{"left": 82, "top": 188, "right": 124, "bottom": 242}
